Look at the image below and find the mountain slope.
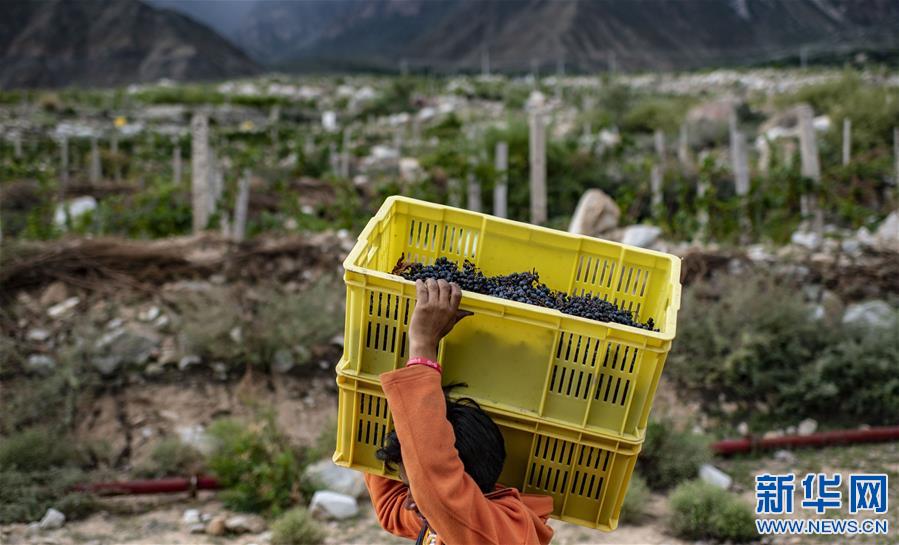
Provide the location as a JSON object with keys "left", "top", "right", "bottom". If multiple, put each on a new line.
{"left": 229, "top": 0, "right": 899, "bottom": 72}
{"left": 0, "top": 0, "right": 258, "bottom": 89}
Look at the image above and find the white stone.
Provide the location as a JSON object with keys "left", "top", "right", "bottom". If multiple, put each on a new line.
{"left": 790, "top": 230, "right": 821, "bottom": 250}
{"left": 304, "top": 459, "right": 366, "bottom": 498}
{"left": 27, "top": 328, "right": 51, "bottom": 342}
{"left": 225, "top": 514, "right": 266, "bottom": 534}
{"left": 53, "top": 196, "right": 97, "bottom": 229}
{"left": 26, "top": 354, "right": 56, "bottom": 374}
{"left": 797, "top": 418, "right": 817, "bottom": 436}
{"left": 774, "top": 450, "right": 797, "bottom": 464}
{"left": 736, "top": 422, "right": 749, "bottom": 436}
{"left": 873, "top": 211, "right": 899, "bottom": 252}
{"left": 39, "top": 508, "right": 66, "bottom": 530}
{"left": 47, "top": 297, "right": 80, "bottom": 318}
{"left": 699, "top": 464, "right": 732, "bottom": 490}
{"left": 842, "top": 300, "right": 896, "bottom": 329}
{"left": 620, "top": 225, "right": 662, "bottom": 249}
{"left": 330, "top": 333, "right": 344, "bottom": 347}
{"left": 309, "top": 490, "right": 359, "bottom": 520}
{"left": 139, "top": 306, "right": 160, "bottom": 322}
{"left": 568, "top": 189, "right": 620, "bottom": 237}
{"left": 189, "top": 523, "right": 206, "bottom": 534}
{"left": 322, "top": 111, "right": 338, "bottom": 133}
{"left": 179, "top": 355, "right": 202, "bottom": 371}
{"left": 272, "top": 349, "right": 295, "bottom": 374}
{"left": 182, "top": 509, "right": 201, "bottom": 525}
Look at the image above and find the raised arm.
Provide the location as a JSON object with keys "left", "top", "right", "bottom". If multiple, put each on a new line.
{"left": 363, "top": 473, "right": 421, "bottom": 540}
{"left": 380, "top": 279, "right": 537, "bottom": 544}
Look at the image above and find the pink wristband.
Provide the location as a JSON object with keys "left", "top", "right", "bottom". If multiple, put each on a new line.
{"left": 406, "top": 357, "right": 442, "bottom": 374}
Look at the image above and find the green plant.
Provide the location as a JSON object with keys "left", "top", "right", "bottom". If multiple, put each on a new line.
{"left": 637, "top": 420, "right": 709, "bottom": 490}
{"left": 136, "top": 438, "right": 203, "bottom": 478}
{"left": 0, "top": 467, "right": 96, "bottom": 524}
{"left": 0, "top": 428, "right": 75, "bottom": 472}
{"left": 620, "top": 473, "right": 650, "bottom": 524}
{"left": 271, "top": 507, "right": 326, "bottom": 545}
{"left": 668, "top": 480, "right": 756, "bottom": 542}
{"left": 206, "top": 415, "right": 302, "bottom": 515}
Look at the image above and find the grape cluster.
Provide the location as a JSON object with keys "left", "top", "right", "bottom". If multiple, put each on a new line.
{"left": 396, "top": 256, "right": 657, "bottom": 331}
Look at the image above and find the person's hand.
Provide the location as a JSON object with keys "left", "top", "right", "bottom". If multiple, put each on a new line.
{"left": 408, "top": 279, "right": 472, "bottom": 361}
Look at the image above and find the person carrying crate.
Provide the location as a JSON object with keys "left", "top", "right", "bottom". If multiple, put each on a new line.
{"left": 364, "top": 278, "right": 555, "bottom": 545}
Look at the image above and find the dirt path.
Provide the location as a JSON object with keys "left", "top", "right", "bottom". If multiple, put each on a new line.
{"left": 1, "top": 492, "right": 685, "bottom": 545}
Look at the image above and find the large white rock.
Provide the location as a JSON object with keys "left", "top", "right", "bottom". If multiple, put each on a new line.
{"left": 620, "top": 225, "right": 662, "bottom": 249}
{"left": 699, "top": 464, "right": 732, "bottom": 490}
{"left": 873, "top": 211, "right": 899, "bottom": 252}
{"left": 568, "top": 189, "right": 620, "bottom": 237}
{"left": 53, "top": 196, "right": 97, "bottom": 229}
{"left": 309, "top": 490, "right": 359, "bottom": 520}
{"left": 842, "top": 300, "right": 896, "bottom": 329}
{"left": 39, "top": 508, "right": 66, "bottom": 530}
{"left": 304, "top": 459, "right": 366, "bottom": 498}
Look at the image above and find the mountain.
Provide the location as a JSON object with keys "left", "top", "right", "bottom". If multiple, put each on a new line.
{"left": 0, "top": 0, "right": 259, "bottom": 89}
{"left": 167, "top": 0, "right": 899, "bottom": 72}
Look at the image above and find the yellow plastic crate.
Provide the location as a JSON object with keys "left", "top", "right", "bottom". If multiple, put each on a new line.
{"left": 341, "top": 196, "right": 681, "bottom": 442}
{"left": 333, "top": 366, "right": 641, "bottom": 531}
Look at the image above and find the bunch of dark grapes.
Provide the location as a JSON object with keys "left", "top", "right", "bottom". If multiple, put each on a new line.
{"left": 396, "top": 256, "right": 657, "bottom": 331}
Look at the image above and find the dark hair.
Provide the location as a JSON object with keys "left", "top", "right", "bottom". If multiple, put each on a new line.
{"left": 376, "top": 383, "right": 506, "bottom": 494}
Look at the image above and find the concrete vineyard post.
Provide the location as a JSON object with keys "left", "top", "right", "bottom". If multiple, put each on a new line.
{"left": 329, "top": 142, "right": 338, "bottom": 175}
{"left": 798, "top": 105, "right": 822, "bottom": 231}
{"left": 173, "top": 142, "right": 182, "bottom": 185}
{"left": 191, "top": 113, "right": 211, "bottom": 233}
{"left": 233, "top": 170, "right": 250, "bottom": 243}
{"left": 448, "top": 178, "right": 462, "bottom": 208}
{"left": 696, "top": 176, "right": 709, "bottom": 242}
{"left": 111, "top": 134, "right": 121, "bottom": 181}
{"left": 756, "top": 137, "right": 771, "bottom": 177}
{"left": 678, "top": 122, "right": 691, "bottom": 168}
{"left": 340, "top": 130, "right": 350, "bottom": 179}
{"left": 842, "top": 118, "right": 851, "bottom": 166}
{"left": 90, "top": 136, "right": 101, "bottom": 184}
{"left": 467, "top": 169, "right": 481, "bottom": 213}
{"left": 651, "top": 129, "right": 665, "bottom": 214}
{"left": 59, "top": 136, "right": 69, "bottom": 198}
{"left": 529, "top": 109, "right": 547, "bottom": 224}
{"left": 494, "top": 141, "right": 508, "bottom": 218}
{"left": 732, "top": 130, "right": 751, "bottom": 240}
{"left": 781, "top": 140, "right": 797, "bottom": 170}
{"left": 894, "top": 127, "right": 899, "bottom": 200}
{"left": 269, "top": 105, "right": 280, "bottom": 152}
{"left": 12, "top": 131, "right": 22, "bottom": 158}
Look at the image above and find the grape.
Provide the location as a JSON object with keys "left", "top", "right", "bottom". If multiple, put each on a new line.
{"left": 394, "top": 256, "right": 658, "bottom": 331}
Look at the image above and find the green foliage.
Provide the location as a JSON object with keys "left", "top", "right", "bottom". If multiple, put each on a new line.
{"left": 0, "top": 429, "right": 75, "bottom": 472}
{"left": 136, "top": 438, "right": 204, "bottom": 478}
{"left": 668, "top": 480, "right": 756, "bottom": 542}
{"left": 620, "top": 473, "right": 650, "bottom": 524}
{"left": 637, "top": 420, "right": 710, "bottom": 490}
{"left": 206, "top": 415, "right": 302, "bottom": 515}
{"left": 271, "top": 507, "right": 326, "bottom": 545}
{"left": 0, "top": 467, "right": 96, "bottom": 524}
{"left": 621, "top": 97, "right": 693, "bottom": 134}
{"left": 669, "top": 273, "right": 899, "bottom": 429}
{"left": 92, "top": 182, "right": 192, "bottom": 238}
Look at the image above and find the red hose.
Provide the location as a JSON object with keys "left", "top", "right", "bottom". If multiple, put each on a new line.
{"left": 73, "top": 475, "right": 220, "bottom": 495}
{"left": 712, "top": 425, "right": 899, "bottom": 455}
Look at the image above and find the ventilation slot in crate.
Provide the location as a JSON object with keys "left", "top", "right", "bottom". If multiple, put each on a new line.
{"left": 356, "top": 392, "right": 390, "bottom": 448}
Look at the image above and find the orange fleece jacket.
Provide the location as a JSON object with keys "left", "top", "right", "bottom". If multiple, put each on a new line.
{"left": 364, "top": 364, "right": 555, "bottom": 545}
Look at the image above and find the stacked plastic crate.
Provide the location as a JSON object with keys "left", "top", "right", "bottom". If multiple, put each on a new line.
{"left": 333, "top": 197, "right": 681, "bottom": 531}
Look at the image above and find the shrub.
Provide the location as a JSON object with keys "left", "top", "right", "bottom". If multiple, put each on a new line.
{"left": 271, "top": 507, "right": 326, "bottom": 545}
{"left": 207, "top": 415, "right": 302, "bottom": 515}
{"left": 637, "top": 420, "right": 709, "bottom": 491}
{"left": 136, "top": 438, "right": 204, "bottom": 478}
{"left": 667, "top": 274, "right": 834, "bottom": 426}
{"left": 0, "top": 467, "right": 96, "bottom": 524}
{"left": 668, "top": 480, "right": 756, "bottom": 542}
{"left": 620, "top": 473, "right": 650, "bottom": 524}
{"left": 0, "top": 429, "right": 74, "bottom": 472}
